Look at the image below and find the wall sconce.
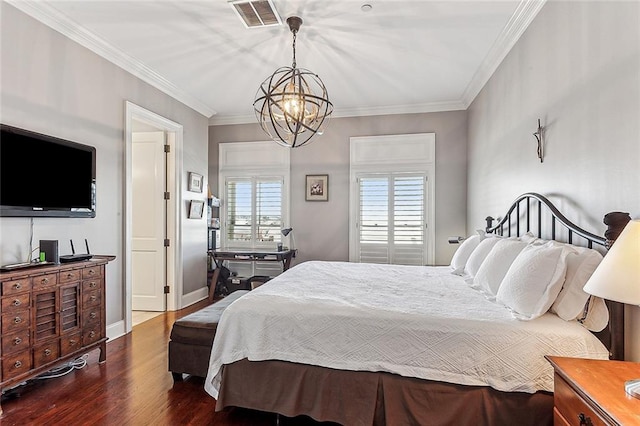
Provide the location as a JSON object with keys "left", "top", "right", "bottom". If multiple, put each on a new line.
{"left": 533, "top": 119, "right": 544, "bottom": 163}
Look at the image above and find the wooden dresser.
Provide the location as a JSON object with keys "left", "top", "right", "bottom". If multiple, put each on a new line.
{"left": 546, "top": 356, "right": 640, "bottom": 426}
{"left": 0, "top": 256, "right": 114, "bottom": 399}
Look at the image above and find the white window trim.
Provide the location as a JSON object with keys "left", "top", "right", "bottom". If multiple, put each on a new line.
{"left": 219, "top": 141, "right": 290, "bottom": 250}
{"left": 349, "top": 133, "right": 435, "bottom": 265}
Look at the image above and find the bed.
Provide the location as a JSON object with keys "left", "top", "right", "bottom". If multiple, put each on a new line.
{"left": 203, "top": 193, "right": 629, "bottom": 426}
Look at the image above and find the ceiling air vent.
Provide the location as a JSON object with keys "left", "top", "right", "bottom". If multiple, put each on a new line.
{"left": 229, "top": 0, "right": 282, "bottom": 28}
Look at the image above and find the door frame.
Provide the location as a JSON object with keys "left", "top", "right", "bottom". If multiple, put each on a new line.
{"left": 125, "top": 101, "right": 183, "bottom": 333}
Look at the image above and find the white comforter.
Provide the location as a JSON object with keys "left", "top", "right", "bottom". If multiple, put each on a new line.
{"left": 204, "top": 261, "right": 608, "bottom": 398}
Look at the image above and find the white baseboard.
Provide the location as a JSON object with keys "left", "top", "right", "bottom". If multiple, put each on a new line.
{"left": 105, "top": 288, "right": 207, "bottom": 341}
{"left": 180, "top": 286, "right": 209, "bottom": 309}
{"left": 106, "top": 320, "right": 126, "bottom": 341}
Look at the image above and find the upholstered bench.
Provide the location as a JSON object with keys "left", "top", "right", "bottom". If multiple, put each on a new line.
{"left": 169, "top": 290, "right": 249, "bottom": 381}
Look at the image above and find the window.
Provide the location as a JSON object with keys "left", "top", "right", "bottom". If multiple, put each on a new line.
{"left": 349, "top": 133, "right": 435, "bottom": 265}
{"left": 225, "top": 176, "right": 284, "bottom": 246}
{"left": 218, "top": 141, "right": 290, "bottom": 276}
{"left": 357, "top": 173, "right": 427, "bottom": 265}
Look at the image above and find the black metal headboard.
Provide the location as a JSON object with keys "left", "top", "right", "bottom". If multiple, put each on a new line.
{"left": 484, "top": 192, "right": 630, "bottom": 361}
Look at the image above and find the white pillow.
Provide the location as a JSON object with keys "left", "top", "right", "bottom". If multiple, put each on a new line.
{"left": 551, "top": 247, "right": 603, "bottom": 321}
{"left": 580, "top": 296, "right": 609, "bottom": 332}
{"left": 464, "top": 236, "right": 502, "bottom": 277}
{"left": 450, "top": 230, "right": 485, "bottom": 274}
{"left": 473, "top": 238, "right": 528, "bottom": 297}
{"left": 519, "top": 231, "right": 539, "bottom": 244}
{"left": 496, "top": 241, "right": 573, "bottom": 320}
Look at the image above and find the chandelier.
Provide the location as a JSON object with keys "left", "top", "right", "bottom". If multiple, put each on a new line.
{"left": 253, "top": 16, "right": 333, "bottom": 148}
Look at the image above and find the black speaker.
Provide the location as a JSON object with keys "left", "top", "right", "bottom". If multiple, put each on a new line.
{"left": 39, "top": 240, "right": 59, "bottom": 264}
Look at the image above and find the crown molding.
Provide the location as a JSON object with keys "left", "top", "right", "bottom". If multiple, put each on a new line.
{"left": 461, "top": 0, "right": 546, "bottom": 108}
{"left": 208, "top": 100, "right": 466, "bottom": 126}
{"left": 7, "top": 1, "right": 216, "bottom": 118}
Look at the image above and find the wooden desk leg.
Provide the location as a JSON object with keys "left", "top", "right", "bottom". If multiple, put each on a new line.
{"left": 282, "top": 251, "right": 294, "bottom": 271}
{"left": 208, "top": 267, "right": 221, "bottom": 302}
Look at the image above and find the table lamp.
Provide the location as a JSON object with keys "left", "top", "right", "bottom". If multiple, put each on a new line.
{"left": 281, "top": 228, "right": 295, "bottom": 255}
{"left": 583, "top": 219, "right": 640, "bottom": 398}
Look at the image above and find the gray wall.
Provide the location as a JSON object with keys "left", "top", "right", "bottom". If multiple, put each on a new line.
{"left": 467, "top": 1, "right": 640, "bottom": 360}
{"left": 209, "top": 111, "right": 468, "bottom": 267}
{"left": 0, "top": 4, "right": 209, "bottom": 328}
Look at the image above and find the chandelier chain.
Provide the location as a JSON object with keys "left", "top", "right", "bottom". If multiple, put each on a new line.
{"left": 291, "top": 30, "right": 297, "bottom": 69}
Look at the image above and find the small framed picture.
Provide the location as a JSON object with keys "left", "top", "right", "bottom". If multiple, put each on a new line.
{"left": 188, "top": 172, "right": 203, "bottom": 193}
{"left": 305, "top": 174, "right": 329, "bottom": 201}
{"left": 188, "top": 200, "right": 205, "bottom": 219}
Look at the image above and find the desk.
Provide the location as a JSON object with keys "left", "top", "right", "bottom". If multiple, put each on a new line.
{"left": 208, "top": 249, "right": 295, "bottom": 301}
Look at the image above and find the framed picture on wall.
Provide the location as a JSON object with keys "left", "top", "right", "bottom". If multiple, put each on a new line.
{"left": 188, "top": 172, "right": 203, "bottom": 193}
{"left": 188, "top": 200, "right": 205, "bottom": 219}
{"left": 305, "top": 174, "right": 328, "bottom": 201}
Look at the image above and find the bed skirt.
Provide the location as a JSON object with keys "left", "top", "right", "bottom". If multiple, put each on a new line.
{"left": 216, "top": 359, "right": 553, "bottom": 426}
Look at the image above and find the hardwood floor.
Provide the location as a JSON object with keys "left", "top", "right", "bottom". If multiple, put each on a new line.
{"left": 0, "top": 299, "right": 327, "bottom": 425}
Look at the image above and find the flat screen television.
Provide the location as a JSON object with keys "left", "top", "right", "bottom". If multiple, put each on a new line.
{"left": 0, "top": 124, "right": 96, "bottom": 217}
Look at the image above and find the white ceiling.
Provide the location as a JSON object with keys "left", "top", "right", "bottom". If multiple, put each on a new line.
{"left": 9, "top": 0, "right": 545, "bottom": 125}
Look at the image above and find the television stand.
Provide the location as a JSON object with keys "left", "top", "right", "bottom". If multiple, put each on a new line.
{"left": 0, "top": 255, "right": 115, "bottom": 415}
{"left": 0, "top": 261, "right": 54, "bottom": 272}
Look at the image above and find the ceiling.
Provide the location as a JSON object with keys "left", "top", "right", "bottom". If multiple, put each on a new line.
{"left": 9, "top": 0, "right": 545, "bottom": 125}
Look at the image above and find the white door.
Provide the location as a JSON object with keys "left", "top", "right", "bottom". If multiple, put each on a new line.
{"left": 132, "top": 131, "right": 167, "bottom": 311}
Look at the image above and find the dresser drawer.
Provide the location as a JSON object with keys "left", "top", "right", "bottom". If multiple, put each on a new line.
{"left": 83, "top": 324, "right": 103, "bottom": 346}
{"left": 83, "top": 288, "right": 102, "bottom": 308}
{"left": 82, "top": 279, "right": 102, "bottom": 292}
{"left": 60, "top": 332, "right": 82, "bottom": 356}
{"left": 59, "top": 269, "right": 81, "bottom": 284}
{"left": 1, "top": 277, "right": 32, "bottom": 296}
{"left": 1, "top": 292, "right": 30, "bottom": 312}
{"left": 83, "top": 307, "right": 101, "bottom": 327}
{"left": 554, "top": 375, "right": 608, "bottom": 426}
{"left": 82, "top": 266, "right": 103, "bottom": 279}
{"left": 2, "top": 330, "right": 31, "bottom": 355}
{"left": 32, "top": 273, "right": 58, "bottom": 289}
{"left": 2, "top": 349, "right": 33, "bottom": 381}
{"left": 33, "top": 340, "right": 61, "bottom": 368}
{"left": 1, "top": 309, "right": 31, "bottom": 334}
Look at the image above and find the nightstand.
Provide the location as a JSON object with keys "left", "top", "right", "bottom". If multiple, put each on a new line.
{"left": 546, "top": 356, "right": 640, "bottom": 426}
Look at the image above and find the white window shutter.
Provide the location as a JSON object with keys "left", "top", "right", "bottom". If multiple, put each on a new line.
{"left": 357, "top": 173, "right": 426, "bottom": 265}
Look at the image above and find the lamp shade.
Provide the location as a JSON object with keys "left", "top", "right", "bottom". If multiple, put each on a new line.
{"left": 583, "top": 220, "right": 640, "bottom": 305}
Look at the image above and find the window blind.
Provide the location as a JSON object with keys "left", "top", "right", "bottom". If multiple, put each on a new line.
{"left": 225, "top": 177, "right": 283, "bottom": 246}
{"left": 357, "top": 174, "right": 426, "bottom": 265}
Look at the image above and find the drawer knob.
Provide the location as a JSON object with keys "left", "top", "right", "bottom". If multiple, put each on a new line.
{"left": 67, "top": 273, "right": 74, "bottom": 278}
{"left": 13, "top": 298, "right": 21, "bottom": 306}
{"left": 89, "top": 331, "right": 96, "bottom": 338}
{"left": 578, "top": 413, "right": 593, "bottom": 426}
{"left": 90, "top": 295, "right": 97, "bottom": 302}
{"left": 41, "top": 277, "right": 49, "bottom": 284}
{"left": 14, "top": 337, "right": 22, "bottom": 345}
{"left": 90, "top": 281, "right": 97, "bottom": 288}
{"left": 69, "top": 339, "right": 77, "bottom": 345}
{"left": 44, "top": 349, "right": 52, "bottom": 356}
{"left": 14, "top": 282, "right": 22, "bottom": 290}
{"left": 14, "top": 316, "right": 22, "bottom": 324}
{"left": 90, "top": 312, "right": 97, "bottom": 319}
{"left": 88, "top": 270, "right": 95, "bottom": 275}
{"left": 14, "top": 360, "right": 23, "bottom": 368}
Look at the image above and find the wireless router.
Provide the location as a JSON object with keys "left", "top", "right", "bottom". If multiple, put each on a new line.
{"left": 59, "top": 239, "right": 93, "bottom": 263}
